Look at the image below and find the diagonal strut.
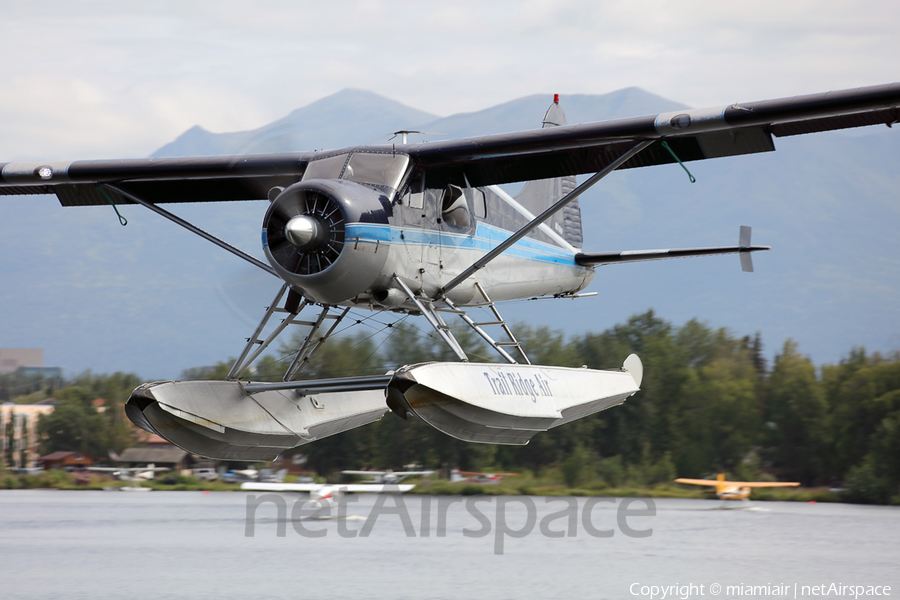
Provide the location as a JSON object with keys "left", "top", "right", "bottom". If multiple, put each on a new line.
{"left": 440, "top": 139, "right": 653, "bottom": 296}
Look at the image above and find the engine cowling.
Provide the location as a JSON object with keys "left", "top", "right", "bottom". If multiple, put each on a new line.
{"left": 262, "top": 179, "right": 391, "bottom": 304}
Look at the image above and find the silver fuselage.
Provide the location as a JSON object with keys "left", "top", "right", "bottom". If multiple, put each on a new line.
{"left": 261, "top": 153, "right": 594, "bottom": 310}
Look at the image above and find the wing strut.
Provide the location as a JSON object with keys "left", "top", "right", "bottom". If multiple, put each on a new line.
{"left": 226, "top": 283, "right": 351, "bottom": 382}
{"left": 394, "top": 275, "right": 469, "bottom": 361}
{"left": 103, "top": 184, "right": 277, "bottom": 277}
{"left": 441, "top": 282, "right": 530, "bottom": 365}
{"left": 440, "top": 139, "right": 654, "bottom": 295}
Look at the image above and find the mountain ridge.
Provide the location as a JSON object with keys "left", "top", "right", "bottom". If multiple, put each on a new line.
{"left": 152, "top": 88, "right": 441, "bottom": 157}
{"left": 151, "top": 86, "right": 686, "bottom": 156}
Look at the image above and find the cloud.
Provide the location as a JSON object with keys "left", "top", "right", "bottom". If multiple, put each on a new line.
{"left": 0, "top": 0, "right": 898, "bottom": 159}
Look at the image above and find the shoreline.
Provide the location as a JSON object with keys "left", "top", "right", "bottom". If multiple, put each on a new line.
{"left": 0, "top": 471, "right": 874, "bottom": 504}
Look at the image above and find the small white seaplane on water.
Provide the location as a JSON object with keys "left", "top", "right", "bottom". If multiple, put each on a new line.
{"left": 450, "top": 469, "right": 518, "bottom": 484}
{"left": 88, "top": 465, "right": 170, "bottom": 492}
{"left": 241, "top": 468, "right": 434, "bottom": 497}
{"left": 2, "top": 83, "right": 898, "bottom": 460}
{"left": 241, "top": 469, "right": 432, "bottom": 520}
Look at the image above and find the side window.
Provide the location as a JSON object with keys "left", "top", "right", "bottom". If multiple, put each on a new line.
{"left": 441, "top": 184, "right": 470, "bottom": 228}
{"left": 405, "top": 173, "right": 424, "bottom": 209}
{"left": 472, "top": 188, "right": 487, "bottom": 219}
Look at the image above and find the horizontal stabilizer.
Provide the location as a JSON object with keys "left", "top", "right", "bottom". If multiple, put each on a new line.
{"left": 575, "top": 226, "right": 769, "bottom": 271}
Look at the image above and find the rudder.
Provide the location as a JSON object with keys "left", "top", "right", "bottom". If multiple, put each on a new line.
{"left": 512, "top": 95, "right": 583, "bottom": 249}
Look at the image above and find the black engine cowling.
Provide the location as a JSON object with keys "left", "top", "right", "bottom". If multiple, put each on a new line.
{"left": 262, "top": 179, "right": 391, "bottom": 304}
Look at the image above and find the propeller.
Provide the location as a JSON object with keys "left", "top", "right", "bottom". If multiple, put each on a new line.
{"left": 266, "top": 189, "right": 345, "bottom": 275}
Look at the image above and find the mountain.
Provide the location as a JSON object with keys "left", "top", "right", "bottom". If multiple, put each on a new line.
{"left": 413, "top": 87, "right": 688, "bottom": 140}
{"left": 152, "top": 87, "right": 683, "bottom": 156}
{"left": 1, "top": 88, "right": 898, "bottom": 379}
{"left": 152, "top": 89, "right": 439, "bottom": 156}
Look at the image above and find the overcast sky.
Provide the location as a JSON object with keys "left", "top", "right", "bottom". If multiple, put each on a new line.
{"left": 2, "top": 0, "right": 898, "bottom": 160}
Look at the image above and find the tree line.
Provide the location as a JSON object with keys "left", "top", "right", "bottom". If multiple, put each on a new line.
{"left": 7, "top": 310, "right": 899, "bottom": 503}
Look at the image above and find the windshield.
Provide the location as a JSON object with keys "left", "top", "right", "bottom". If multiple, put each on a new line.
{"left": 302, "top": 152, "right": 409, "bottom": 190}
{"left": 302, "top": 153, "right": 349, "bottom": 180}
{"left": 343, "top": 152, "right": 409, "bottom": 189}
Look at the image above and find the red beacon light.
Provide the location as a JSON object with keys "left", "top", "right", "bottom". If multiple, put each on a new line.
{"left": 554, "top": 93, "right": 559, "bottom": 103}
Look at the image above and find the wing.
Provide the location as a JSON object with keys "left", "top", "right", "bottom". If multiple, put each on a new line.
{"left": 675, "top": 478, "right": 800, "bottom": 488}
{"left": 0, "top": 153, "right": 311, "bottom": 205}
{"left": 406, "top": 82, "right": 900, "bottom": 188}
{"left": 241, "top": 482, "right": 322, "bottom": 492}
{"left": 727, "top": 481, "right": 801, "bottom": 488}
{"left": 341, "top": 470, "right": 435, "bottom": 476}
{"left": 331, "top": 484, "right": 416, "bottom": 493}
{"left": 240, "top": 482, "right": 415, "bottom": 493}
{"left": 1, "top": 83, "right": 897, "bottom": 203}
{"left": 87, "top": 466, "right": 170, "bottom": 472}
{"left": 674, "top": 478, "right": 719, "bottom": 486}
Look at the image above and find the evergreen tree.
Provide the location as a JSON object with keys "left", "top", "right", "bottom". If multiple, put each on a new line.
{"left": 765, "top": 340, "right": 830, "bottom": 484}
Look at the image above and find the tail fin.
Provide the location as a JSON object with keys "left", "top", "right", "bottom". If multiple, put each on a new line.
{"left": 739, "top": 225, "right": 754, "bottom": 272}
{"left": 716, "top": 472, "right": 726, "bottom": 493}
{"left": 512, "top": 95, "right": 583, "bottom": 249}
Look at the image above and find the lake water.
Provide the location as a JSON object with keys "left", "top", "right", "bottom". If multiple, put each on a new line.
{"left": 1, "top": 490, "right": 897, "bottom": 600}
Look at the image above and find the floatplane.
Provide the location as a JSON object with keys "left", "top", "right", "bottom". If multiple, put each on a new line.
{"left": 2, "top": 83, "right": 898, "bottom": 460}
{"left": 241, "top": 468, "right": 433, "bottom": 494}
{"left": 450, "top": 469, "right": 518, "bottom": 484}
{"left": 676, "top": 473, "right": 800, "bottom": 502}
{"left": 89, "top": 465, "right": 170, "bottom": 492}
{"left": 241, "top": 469, "right": 434, "bottom": 519}
{"left": 340, "top": 468, "right": 435, "bottom": 485}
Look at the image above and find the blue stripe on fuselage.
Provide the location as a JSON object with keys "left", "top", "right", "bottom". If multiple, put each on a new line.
{"left": 344, "top": 222, "right": 579, "bottom": 267}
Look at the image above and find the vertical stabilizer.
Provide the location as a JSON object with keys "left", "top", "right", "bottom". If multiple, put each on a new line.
{"left": 513, "top": 96, "right": 583, "bottom": 249}
{"left": 716, "top": 472, "right": 726, "bottom": 494}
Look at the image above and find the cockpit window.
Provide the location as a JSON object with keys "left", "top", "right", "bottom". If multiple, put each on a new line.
{"left": 302, "top": 153, "right": 349, "bottom": 180}
{"left": 302, "top": 151, "right": 409, "bottom": 190}
{"left": 441, "top": 184, "right": 470, "bottom": 227}
{"left": 342, "top": 153, "right": 409, "bottom": 190}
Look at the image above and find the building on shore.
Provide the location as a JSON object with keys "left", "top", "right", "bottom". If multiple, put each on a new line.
{"left": 0, "top": 348, "right": 45, "bottom": 373}
{"left": 38, "top": 451, "right": 99, "bottom": 471}
{"left": 115, "top": 446, "right": 194, "bottom": 473}
{"left": 1, "top": 401, "right": 56, "bottom": 470}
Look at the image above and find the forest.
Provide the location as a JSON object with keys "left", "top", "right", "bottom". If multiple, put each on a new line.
{"left": 4, "top": 310, "right": 899, "bottom": 504}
